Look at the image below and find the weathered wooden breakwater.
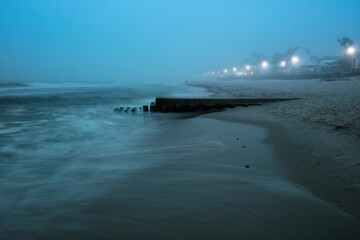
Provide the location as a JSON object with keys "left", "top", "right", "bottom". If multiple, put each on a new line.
{"left": 151, "top": 97, "right": 299, "bottom": 112}
{"left": 114, "top": 97, "right": 299, "bottom": 113}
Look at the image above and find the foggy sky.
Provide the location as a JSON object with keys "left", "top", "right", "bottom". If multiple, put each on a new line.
{"left": 1, "top": 0, "right": 360, "bottom": 84}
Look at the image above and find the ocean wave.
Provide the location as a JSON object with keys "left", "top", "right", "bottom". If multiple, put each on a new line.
{"left": 0, "top": 82, "right": 28, "bottom": 88}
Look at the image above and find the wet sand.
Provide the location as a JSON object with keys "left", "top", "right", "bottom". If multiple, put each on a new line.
{"left": 71, "top": 113, "right": 360, "bottom": 239}
{"left": 208, "top": 106, "right": 360, "bottom": 219}
{"left": 3, "top": 111, "right": 359, "bottom": 239}
{"left": 190, "top": 76, "right": 360, "bottom": 219}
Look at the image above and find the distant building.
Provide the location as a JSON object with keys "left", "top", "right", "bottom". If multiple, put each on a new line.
{"left": 272, "top": 53, "right": 287, "bottom": 73}
{"left": 245, "top": 52, "right": 269, "bottom": 66}
{"left": 286, "top": 47, "right": 313, "bottom": 73}
{"left": 271, "top": 47, "right": 343, "bottom": 74}
{"left": 315, "top": 56, "right": 342, "bottom": 73}
{"left": 235, "top": 46, "right": 358, "bottom": 79}
{"left": 287, "top": 47, "right": 312, "bottom": 64}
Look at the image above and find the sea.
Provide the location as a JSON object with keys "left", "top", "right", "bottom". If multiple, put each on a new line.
{"left": 0, "top": 82, "right": 212, "bottom": 239}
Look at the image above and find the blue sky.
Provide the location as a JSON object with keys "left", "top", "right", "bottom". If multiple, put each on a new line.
{"left": 1, "top": 0, "right": 360, "bottom": 83}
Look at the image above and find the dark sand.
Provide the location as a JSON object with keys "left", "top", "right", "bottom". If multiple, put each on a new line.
{"left": 208, "top": 106, "right": 360, "bottom": 219}
{"left": 81, "top": 113, "right": 360, "bottom": 239}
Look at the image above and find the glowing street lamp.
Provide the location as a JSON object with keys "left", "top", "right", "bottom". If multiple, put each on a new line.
{"left": 261, "top": 61, "right": 268, "bottom": 68}
{"left": 224, "top": 69, "right": 228, "bottom": 73}
{"left": 291, "top": 56, "right": 299, "bottom": 64}
{"left": 279, "top": 61, "right": 286, "bottom": 67}
{"left": 233, "top": 67, "right": 237, "bottom": 72}
{"left": 347, "top": 46, "right": 356, "bottom": 73}
{"left": 246, "top": 65, "right": 250, "bottom": 70}
{"left": 347, "top": 46, "right": 356, "bottom": 55}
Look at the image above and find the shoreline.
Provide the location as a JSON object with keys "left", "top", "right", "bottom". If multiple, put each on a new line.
{"left": 190, "top": 77, "right": 360, "bottom": 218}
{"left": 1, "top": 83, "right": 360, "bottom": 239}
{"left": 64, "top": 113, "right": 360, "bottom": 239}
{"left": 204, "top": 106, "right": 360, "bottom": 218}
{"left": 187, "top": 76, "right": 360, "bottom": 138}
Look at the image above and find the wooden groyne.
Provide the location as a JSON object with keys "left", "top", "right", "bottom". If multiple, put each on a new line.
{"left": 152, "top": 97, "right": 299, "bottom": 112}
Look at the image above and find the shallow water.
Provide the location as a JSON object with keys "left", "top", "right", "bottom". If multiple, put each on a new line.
{"left": 1, "top": 83, "right": 360, "bottom": 239}
{"left": 0, "top": 83, "right": 212, "bottom": 237}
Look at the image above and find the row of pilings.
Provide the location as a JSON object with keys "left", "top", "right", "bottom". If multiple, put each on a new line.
{"left": 114, "top": 98, "right": 300, "bottom": 113}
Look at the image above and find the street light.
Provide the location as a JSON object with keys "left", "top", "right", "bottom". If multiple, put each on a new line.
{"left": 261, "top": 61, "right": 268, "bottom": 68}
{"left": 347, "top": 46, "right": 356, "bottom": 55}
{"left": 233, "top": 67, "right": 237, "bottom": 72}
{"left": 291, "top": 56, "right": 299, "bottom": 64}
{"left": 224, "top": 69, "right": 228, "bottom": 73}
{"left": 279, "top": 61, "right": 286, "bottom": 67}
{"left": 246, "top": 65, "right": 250, "bottom": 70}
{"left": 347, "top": 46, "right": 356, "bottom": 73}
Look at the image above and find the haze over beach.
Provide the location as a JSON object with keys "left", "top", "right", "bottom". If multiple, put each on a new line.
{"left": 1, "top": 0, "right": 360, "bottom": 84}
{"left": 1, "top": 1, "right": 360, "bottom": 239}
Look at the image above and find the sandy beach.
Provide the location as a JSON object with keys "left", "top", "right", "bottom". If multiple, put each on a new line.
{"left": 2, "top": 1, "right": 360, "bottom": 239}
{"left": 1, "top": 80, "right": 360, "bottom": 239}
{"left": 189, "top": 76, "right": 360, "bottom": 219}
{"left": 190, "top": 76, "right": 360, "bottom": 138}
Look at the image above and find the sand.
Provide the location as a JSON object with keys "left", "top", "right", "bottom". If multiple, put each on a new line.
{"left": 188, "top": 76, "right": 360, "bottom": 218}
{"left": 190, "top": 76, "right": 360, "bottom": 138}
{"left": 207, "top": 107, "right": 360, "bottom": 218}
{"left": 46, "top": 116, "right": 360, "bottom": 239}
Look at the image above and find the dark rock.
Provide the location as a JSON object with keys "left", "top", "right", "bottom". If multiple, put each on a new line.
{"left": 245, "top": 165, "right": 250, "bottom": 168}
